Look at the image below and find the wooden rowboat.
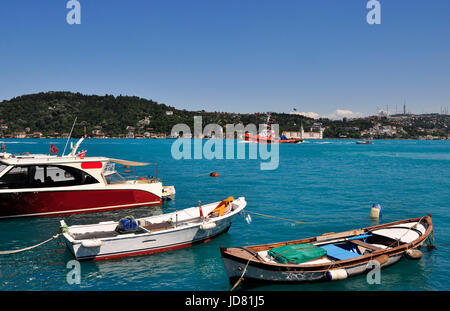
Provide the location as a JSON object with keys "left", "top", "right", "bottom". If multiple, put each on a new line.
{"left": 60, "top": 196, "right": 246, "bottom": 261}
{"left": 220, "top": 215, "right": 434, "bottom": 284}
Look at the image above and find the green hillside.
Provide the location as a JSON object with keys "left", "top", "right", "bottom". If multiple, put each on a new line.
{"left": 0, "top": 91, "right": 313, "bottom": 137}
{"left": 0, "top": 91, "right": 448, "bottom": 139}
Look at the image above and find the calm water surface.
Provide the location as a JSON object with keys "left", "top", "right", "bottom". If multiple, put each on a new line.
{"left": 0, "top": 139, "right": 448, "bottom": 291}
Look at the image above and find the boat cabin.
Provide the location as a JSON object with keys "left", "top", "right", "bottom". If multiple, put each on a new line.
{"left": 0, "top": 153, "right": 158, "bottom": 190}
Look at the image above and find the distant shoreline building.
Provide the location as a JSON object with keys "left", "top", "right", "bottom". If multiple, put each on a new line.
{"left": 282, "top": 122, "right": 324, "bottom": 140}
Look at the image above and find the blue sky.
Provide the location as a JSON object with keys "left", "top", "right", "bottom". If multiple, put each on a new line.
{"left": 0, "top": 0, "right": 449, "bottom": 118}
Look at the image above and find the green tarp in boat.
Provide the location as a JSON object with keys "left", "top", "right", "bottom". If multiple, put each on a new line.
{"left": 268, "top": 243, "right": 327, "bottom": 264}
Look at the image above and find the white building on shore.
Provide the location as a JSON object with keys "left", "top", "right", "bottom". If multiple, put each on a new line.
{"left": 282, "top": 123, "right": 324, "bottom": 139}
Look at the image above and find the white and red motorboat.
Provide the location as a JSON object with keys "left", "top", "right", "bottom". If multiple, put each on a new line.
{"left": 244, "top": 113, "right": 302, "bottom": 144}
{"left": 0, "top": 138, "right": 168, "bottom": 219}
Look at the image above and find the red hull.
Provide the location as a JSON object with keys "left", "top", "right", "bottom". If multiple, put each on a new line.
{"left": 244, "top": 134, "right": 301, "bottom": 144}
{"left": 0, "top": 189, "right": 162, "bottom": 219}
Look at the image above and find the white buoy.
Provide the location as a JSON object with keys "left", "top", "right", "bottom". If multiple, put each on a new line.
{"left": 326, "top": 269, "right": 348, "bottom": 281}
{"left": 81, "top": 239, "right": 103, "bottom": 248}
{"left": 370, "top": 204, "right": 382, "bottom": 219}
{"left": 405, "top": 248, "right": 423, "bottom": 259}
{"left": 200, "top": 222, "right": 217, "bottom": 230}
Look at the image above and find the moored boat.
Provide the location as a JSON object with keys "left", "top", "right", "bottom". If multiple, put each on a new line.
{"left": 356, "top": 139, "right": 373, "bottom": 144}
{"left": 60, "top": 196, "right": 247, "bottom": 261}
{"left": 0, "top": 138, "right": 170, "bottom": 219}
{"left": 220, "top": 215, "right": 434, "bottom": 284}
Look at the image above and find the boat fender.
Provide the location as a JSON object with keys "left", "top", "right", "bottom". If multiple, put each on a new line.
{"left": 374, "top": 254, "right": 389, "bottom": 265}
{"left": 81, "top": 239, "right": 103, "bottom": 248}
{"left": 405, "top": 248, "right": 423, "bottom": 260}
{"left": 326, "top": 269, "right": 348, "bottom": 281}
{"left": 200, "top": 222, "right": 217, "bottom": 230}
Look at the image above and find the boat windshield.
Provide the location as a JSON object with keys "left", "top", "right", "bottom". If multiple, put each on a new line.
{"left": 104, "top": 171, "right": 127, "bottom": 184}
{"left": 103, "top": 161, "right": 158, "bottom": 184}
{"left": 103, "top": 162, "right": 126, "bottom": 184}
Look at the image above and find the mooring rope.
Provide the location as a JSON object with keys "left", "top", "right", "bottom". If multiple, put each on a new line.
{"left": 245, "top": 210, "right": 307, "bottom": 224}
{"left": 230, "top": 259, "right": 251, "bottom": 291}
{"left": 0, "top": 234, "right": 61, "bottom": 255}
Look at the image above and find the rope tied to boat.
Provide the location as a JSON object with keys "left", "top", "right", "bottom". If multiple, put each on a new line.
{"left": 230, "top": 259, "right": 251, "bottom": 291}
{"left": 425, "top": 229, "right": 437, "bottom": 250}
{"left": 0, "top": 234, "right": 61, "bottom": 255}
{"left": 245, "top": 211, "right": 307, "bottom": 224}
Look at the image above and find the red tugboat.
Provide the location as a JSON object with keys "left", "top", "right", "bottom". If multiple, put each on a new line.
{"left": 243, "top": 113, "right": 302, "bottom": 144}
{"left": 0, "top": 138, "right": 168, "bottom": 219}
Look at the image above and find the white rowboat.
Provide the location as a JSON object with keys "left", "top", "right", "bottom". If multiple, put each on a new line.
{"left": 60, "top": 196, "right": 246, "bottom": 261}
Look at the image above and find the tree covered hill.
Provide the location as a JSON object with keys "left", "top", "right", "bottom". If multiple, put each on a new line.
{"left": 0, "top": 91, "right": 313, "bottom": 137}
{"left": 1, "top": 91, "right": 448, "bottom": 139}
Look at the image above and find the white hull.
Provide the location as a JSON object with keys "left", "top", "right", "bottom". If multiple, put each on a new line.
{"left": 61, "top": 197, "right": 246, "bottom": 260}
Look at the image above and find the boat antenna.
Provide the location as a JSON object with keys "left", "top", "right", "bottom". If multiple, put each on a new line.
{"left": 62, "top": 117, "right": 77, "bottom": 156}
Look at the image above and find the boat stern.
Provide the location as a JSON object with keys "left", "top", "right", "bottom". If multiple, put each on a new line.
{"left": 59, "top": 220, "right": 77, "bottom": 256}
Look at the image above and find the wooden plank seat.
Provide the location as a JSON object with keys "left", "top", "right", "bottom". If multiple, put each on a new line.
{"left": 142, "top": 221, "right": 174, "bottom": 232}
{"left": 349, "top": 239, "right": 383, "bottom": 251}
{"left": 73, "top": 227, "right": 148, "bottom": 240}
{"left": 73, "top": 231, "right": 121, "bottom": 240}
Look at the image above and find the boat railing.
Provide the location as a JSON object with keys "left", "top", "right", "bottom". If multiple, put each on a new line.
{"left": 124, "top": 162, "right": 159, "bottom": 183}
{"left": 104, "top": 162, "right": 160, "bottom": 185}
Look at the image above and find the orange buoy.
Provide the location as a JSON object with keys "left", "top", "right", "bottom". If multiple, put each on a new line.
{"left": 210, "top": 172, "right": 219, "bottom": 177}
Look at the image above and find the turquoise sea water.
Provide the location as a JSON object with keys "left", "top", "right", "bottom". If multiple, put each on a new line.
{"left": 0, "top": 139, "right": 449, "bottom": 291}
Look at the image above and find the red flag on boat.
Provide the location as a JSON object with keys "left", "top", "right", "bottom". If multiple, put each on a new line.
{"left": 78, "top": 150, "right": 86, "bottom": 159}
{"left": 1, "top": 143, "right": 5, "bottom": 152}
{"left": 50, "top": 144, "right": 58, "bottom": 155}
{"left": 199, "top": 201, "right": 203, "bottom": 218}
